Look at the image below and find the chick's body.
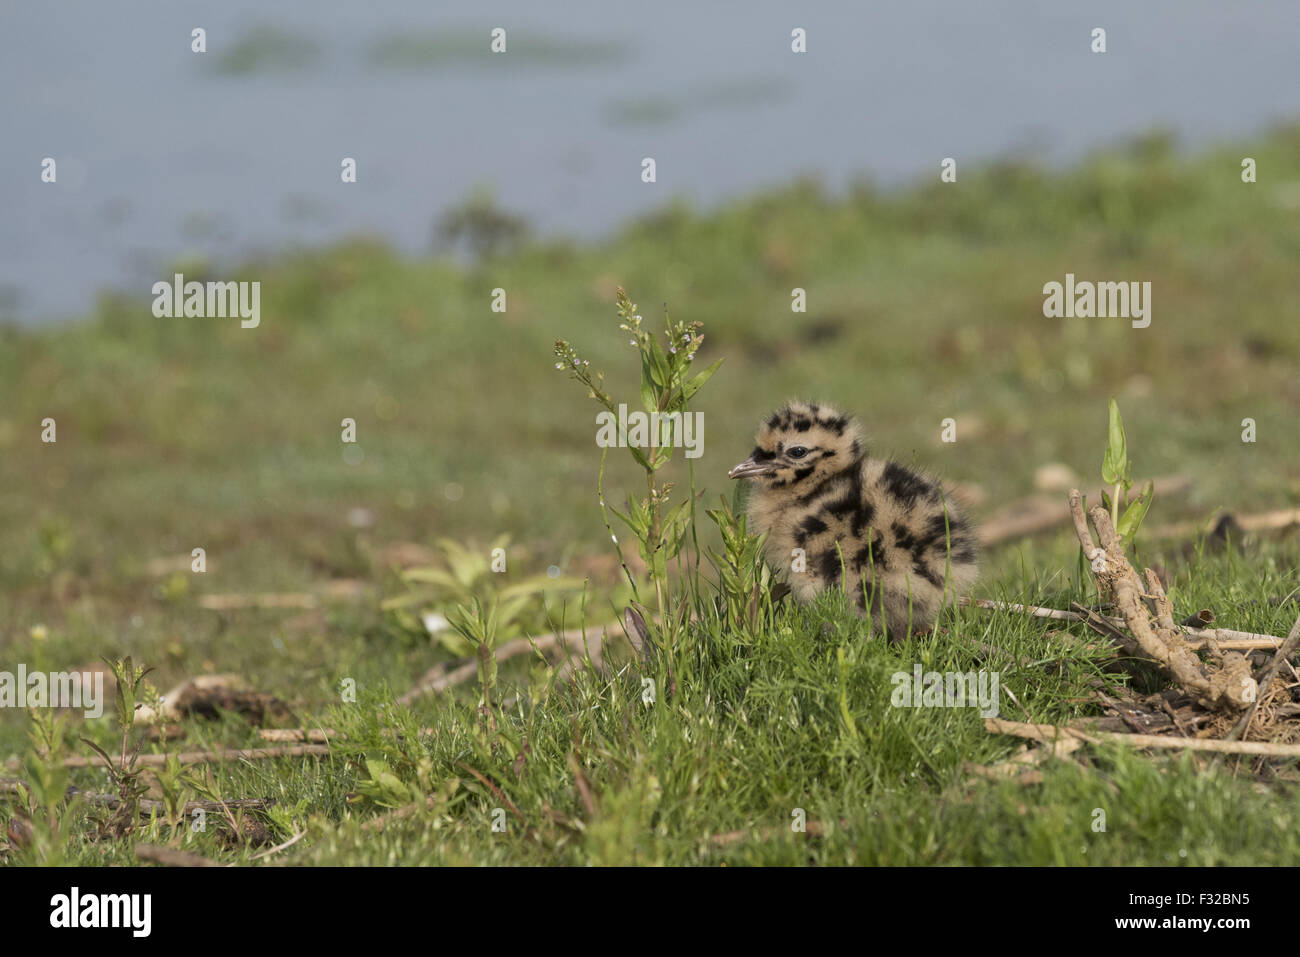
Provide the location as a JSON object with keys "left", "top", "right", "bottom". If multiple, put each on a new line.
{"left": 729, "top": 402, "right": 977, "bottom": 639}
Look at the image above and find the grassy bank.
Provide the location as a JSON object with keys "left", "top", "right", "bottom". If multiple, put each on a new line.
{"left": 2, "top": 126, "right": 1299, "bottom": 865}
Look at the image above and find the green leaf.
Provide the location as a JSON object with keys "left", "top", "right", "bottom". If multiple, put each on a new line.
{"left": 1101, "top": 397, "right": 1127, "bottom": 486}
{"left": 497, "top": 578, "right": 584, "bottom": 600}
{"left": 646, "top": 335, "right": 671, "bottom": 387}
{"left": 437, "top": 631, "right": 476, "bottom": 658}
{"left": 379, "top": 591, "right": 437, "bottom": 611}
{"left": 640, "top": 375, "right": 657, "bottom": 415}
{"left": 80, "top": 737, "right": 115, "bottom": 772}
{"left": 663, "top": 497, "right": 690, "bottom": 528}
{"left": 607, "top": 501, "right": 636, "bottom": 533}
{"left": 1117, "top": 481, "right": 1154, "bottom": 544}
{"left": 682, "top": 357, "right": 723, "bottom": 400}
{"left": 651, "top": 547, "right": 668, "bottom": 582}
{"left": 626, "top": 443, "right": 651, "bottom": 471}
{"left": 399, "top": 568, "right": 460, "bottom": 588}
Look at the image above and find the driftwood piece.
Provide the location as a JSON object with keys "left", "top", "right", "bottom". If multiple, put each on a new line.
{"left": 1068, "top": 490, "right": 1254, "bottom": 712}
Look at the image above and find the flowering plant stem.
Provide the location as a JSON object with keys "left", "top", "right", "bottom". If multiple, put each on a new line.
{"left": 555, "top": 287, "right": 723, "bottom": 657}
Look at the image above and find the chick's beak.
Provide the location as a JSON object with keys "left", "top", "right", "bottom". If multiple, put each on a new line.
{"left": 728, "top": 457, "right": 773, "bottom": 480}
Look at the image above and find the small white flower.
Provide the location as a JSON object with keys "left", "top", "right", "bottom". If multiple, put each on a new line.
{"left": 555, "top": 362, "right": 564, "bottom": 369}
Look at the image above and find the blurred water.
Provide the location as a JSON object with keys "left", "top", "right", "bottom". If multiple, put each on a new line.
{"left": 1, "top": 0, "right": 1297, "bottom": 323}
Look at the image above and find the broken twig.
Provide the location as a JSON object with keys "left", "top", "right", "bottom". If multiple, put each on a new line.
{"left": 959, "top": 597, "right": 1283, "bottom": 650}
{"left": 986, "top": 718, "right": 1300, "bottom": 757}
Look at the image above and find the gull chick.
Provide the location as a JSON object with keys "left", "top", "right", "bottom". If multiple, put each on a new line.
{"left": 728, "top": 402, "right": 977, "bottom": 639}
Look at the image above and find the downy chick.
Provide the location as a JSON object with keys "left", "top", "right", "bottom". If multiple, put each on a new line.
{"left": 728, "top": 402, "right": 978, "bottom": 639}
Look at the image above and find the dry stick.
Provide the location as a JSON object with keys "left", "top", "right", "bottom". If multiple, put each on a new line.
{"left": 1070, "top": 489, "right": 1253, "bottom": 711}
{"left": 8, "top": 776, "right": 274, "bottom": 824}
{"left": 399, "top": 628, "right": 586, "bottom": 704}
{"left": 710, "top": 820, "right": 828, "bottom": 846}
{"left": 258, "top": 728, "right": 339, "bottom": 743}
{"left": 978, "top": 475, "right": 1191, "bottom": 547}
{"left": 398, "top": 660, "right": 479, "bottom": 706}
{"left": 1069, "top": 601, "right": 1144, "bottom": 658}
{"left": 455, "top": 762, "right": 537, "bottom": 842}
{"left": 965, "top": 734, "right": 1084, "bottom": 782}
{"left": 361, "top": 794, "right": 442, "bottom": 834}
{"left": 64, "top": 790, "right": 275, "bottom": 815}
{"left": 1095, "top": 691, "right": 1150, "bottom": 735}
{"left": 256, "top": 728, "right": 436, "bottom": 743}
{"left": 979, "top": 483, "right": 1298, "bottom": 549}
{"left": 134, "top": 843, "right": 224, "bottom": 867}
{"left": 399, "top": 626, "right": 614, "bottom": 705}
{"left": 247, "top": 828, "right": 307, "bottom": 862}
{"left": 1224, "top": 609, "right": 1300, "bottom": 745}
{"left": 959, "top": 597, "right": 1282, "bottom": 650}
{"left": 198, "top": 593, "right": 320, "bottom": 610}
{"left": 568, "top": 752, "right": 597, "bottom": 819}
{"left": 60, "top": 743, "right": 332, "bottom": 770}
{"left": 1145, "top": 507, "right": 1300, "bottom": 541}
{"left": 1143, "top": 568, "right": 1180, "bottom": 634}
{"left": 555, "top": 629, "right": 610, "bottom": 684}
{"left": 208, "top": 785, "right": 242, "bottom": 836}
{"left": 1158, "top": 698, "right": 1194, "bottom": 738}
{"left": 978, "top": 498, "right": 1069, "bottom": 548}
{"left": 986, "top": 718, "right": 1300, "bottom": 757}
{"left": 0, "top": 777, "right": 31, "bottom": 798}
{"left": 965, "top": 765, "right": 1046, "bottom": 786}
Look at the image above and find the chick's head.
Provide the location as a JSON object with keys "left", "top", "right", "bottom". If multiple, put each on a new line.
{"left": 729, "top": 401, "right": 865, "bottom": 489}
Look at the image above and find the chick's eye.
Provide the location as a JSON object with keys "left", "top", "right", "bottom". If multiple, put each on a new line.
{"left": 787, "top": 446, "right": 809, "bottom": 459}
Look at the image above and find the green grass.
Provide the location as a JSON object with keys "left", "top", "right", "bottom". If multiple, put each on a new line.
{"left": 2, "top": 125, "right": 1300, "bottom": 865}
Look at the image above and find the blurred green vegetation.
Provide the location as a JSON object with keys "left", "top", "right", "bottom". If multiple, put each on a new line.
{"left": 1, "top": 126, "right": 1299, "bottom": 865}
